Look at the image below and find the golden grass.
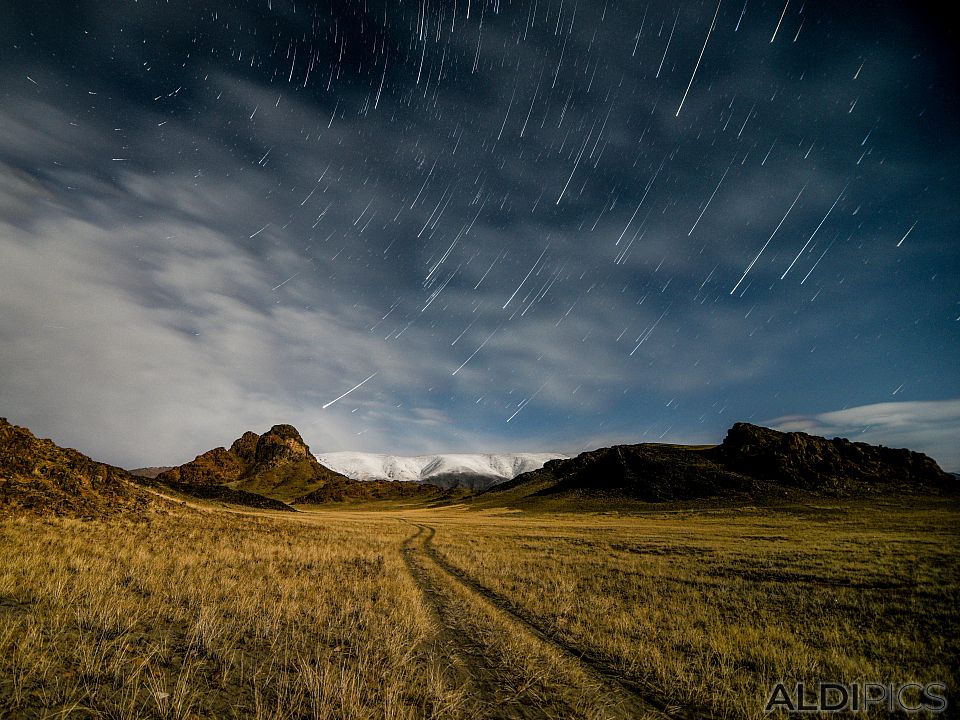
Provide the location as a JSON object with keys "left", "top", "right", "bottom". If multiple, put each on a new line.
{"left": 420, "top": 501, "right": 959, "bottom": 718}
{"left": 1, "top": 498, "right": 956, "bottom": 718}
{"left": 0, "top": 507, "right": 460, "bottom": 719}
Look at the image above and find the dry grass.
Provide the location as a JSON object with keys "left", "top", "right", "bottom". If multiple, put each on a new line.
{"left": 399, "top": 523, "right": 658, "bottom": 719}
{"left": 421, "top": 501, "right": 959, "bottom": 718}
{"left": 1, "top": 498, "right": 956, "bottom": 719}
{"left": 0, "top": 507, "right": 461, "bottom": 719}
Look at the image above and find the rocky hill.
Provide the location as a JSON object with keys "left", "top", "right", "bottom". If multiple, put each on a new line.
{"left": 484, "top": 422, "right": 955, "bottom": 505}
{"left": 0, "top": 418, "right": 152, "bottom": 517}
{"left": 707, "top": 422, "right": 952, "bottom": 493}
{"left": 157, "top": 425, "right": 359, "bottom": 503}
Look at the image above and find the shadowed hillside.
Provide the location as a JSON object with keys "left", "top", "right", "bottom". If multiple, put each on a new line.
{"left": 294, "top": 477, "right": 461, "bottom": 504}
{"left": 0, "top": 418, "right": 152, "bottom": 517}
{"left": 483, "top": 422, "right": 955, "bottom": 506}
{"left": 156, "top": 481, "right": 296, "bottom": 511}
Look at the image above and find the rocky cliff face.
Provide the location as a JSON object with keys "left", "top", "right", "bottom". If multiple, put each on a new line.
{"left": 251, "top": 424, "right": 313, "bottom": 469}
{"left": 709, "top": 423, "right": 953, "bottom": 493}
{"left": 0, "top": 418, "right": 151, "bottom": 516}
{"left": 229, "top": 431, "right": 259, "bottom": 464}
{"left": 490, "top": 443, "right": 754, "bottom": 502}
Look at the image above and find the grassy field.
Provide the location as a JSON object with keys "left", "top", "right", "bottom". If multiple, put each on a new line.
{"left": 422, "top": 502, "right": 959, "bottom": 718}
{"left": 1, "top": 498, "right": 957, "bottom": 718}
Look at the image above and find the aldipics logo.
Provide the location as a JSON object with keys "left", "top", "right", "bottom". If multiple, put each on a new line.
{"left": 764, "top": 682, "right": 948, "bottom": 714}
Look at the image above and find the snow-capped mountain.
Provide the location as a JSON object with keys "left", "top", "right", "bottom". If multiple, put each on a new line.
{"left": 315, "top": 452, "right": 564, "bottom": 488}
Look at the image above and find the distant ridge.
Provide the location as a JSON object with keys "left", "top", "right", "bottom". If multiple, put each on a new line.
{"left": 0, "top": 418, "right": 152, "bottom": 517}
{"left": 316, "top": 452, "right": 564, "bottom": 490}
{"left": 128, "top": 466, "right": 173, "bottom": 479}
{"left": 484, "top": 422, "right": 955, "bottom": 505}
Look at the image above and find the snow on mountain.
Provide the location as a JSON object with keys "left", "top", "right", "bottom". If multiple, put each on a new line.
{"left": 315, "top": 452, "right": 564, "bottom": 485}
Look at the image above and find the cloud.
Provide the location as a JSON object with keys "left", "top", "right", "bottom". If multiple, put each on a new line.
{"left": 768, "top": 400, "right": 960, "bottom": 471}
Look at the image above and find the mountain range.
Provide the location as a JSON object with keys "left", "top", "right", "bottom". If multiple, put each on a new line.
{"left": 1, "top": 416, "right": 955, "bottom": 518}
{"left": 315, "top": 451, "right": 564, "bottom": 490}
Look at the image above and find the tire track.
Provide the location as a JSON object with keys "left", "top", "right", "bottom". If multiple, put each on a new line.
{"left": 403, "top": 523, "right": 673, "bottom": 719}
{"left": 400, "top": 525, "right": 480, "bottom": 698}
{"left": 416, "top": 523, "right": 718, "bottom": 720}
{"left": 402, "top": 524, "right": 549, "bottom": 719}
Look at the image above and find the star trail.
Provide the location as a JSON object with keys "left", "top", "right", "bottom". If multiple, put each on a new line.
{"left": 0, "top": 0, "right": 957, "bottom": 469}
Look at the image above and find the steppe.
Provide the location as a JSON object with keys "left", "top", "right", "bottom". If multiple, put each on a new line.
{"left": 2, "top": 496, "right": 956, "bottom": 719}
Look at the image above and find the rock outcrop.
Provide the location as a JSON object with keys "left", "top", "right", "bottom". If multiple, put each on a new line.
{"left": 156, "top": 424, "right": 348, "bottom": 503}
{"left": 485, "top": 422, "right": 954, "bottom": 504}
{"left": 0, "top": 418, "right": 152, "bottom": 517}
{"left": 708, "top": 422, "right": 953, "bottom": 493}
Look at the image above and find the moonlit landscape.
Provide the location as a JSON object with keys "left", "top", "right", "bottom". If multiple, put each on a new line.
{"left": 1, "top": 0, "right": 957, "bottom": 470}
{"left": 1, "top": 4, "right": 959, "bottom": 717}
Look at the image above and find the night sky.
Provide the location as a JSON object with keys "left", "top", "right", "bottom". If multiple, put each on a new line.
{"left": 1, "top": 0, "right": 958, "bottom": 470}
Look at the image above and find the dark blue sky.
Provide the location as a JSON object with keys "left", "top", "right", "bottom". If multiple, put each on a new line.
{"left": 1, "top": 0, "right": 957, "bottom": 469}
